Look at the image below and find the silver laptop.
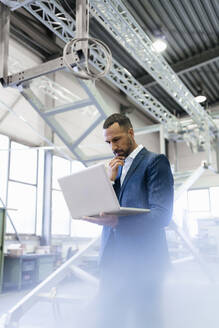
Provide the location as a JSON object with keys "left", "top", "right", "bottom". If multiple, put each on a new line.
{"left": 58, "top": 163, "right": 149, "bottom": 219}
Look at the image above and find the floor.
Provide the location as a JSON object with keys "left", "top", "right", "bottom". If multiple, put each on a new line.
{"left": 1, "top": 261, "right": 219, "bottom": 328}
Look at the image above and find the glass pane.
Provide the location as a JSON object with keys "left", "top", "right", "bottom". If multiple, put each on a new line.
{"left": 187, "top": 212, "right": 198, "bottom": 237}
{"left": 78, "top": 122, "right": 111, "bottom": 157}
{"left": 30, "top": 75, "right": 80, "bottom": 110}
{"left": 0, "top": 134, "right": 9, "bottom": 204}
{"left": 71, "top": 160, "right": 85, "bottom": 173}
{"left": 10, "top": 141, "right": 37, "bottom": 184}
{"left": 210, "top": 187, "right": 219, "bottom": 217}
{"left": 71, "top": 220, "right": 102, "bottom": 238}
{"left": 29, "top": 72, "right": 87, "bottom": 112}
{"left": 52, "top": 156, "right": 71, "bottom": 189}
{"left": 52, "top": 190, "right": 70, "bottom": 235}
{"left": 188, "top": 189, "right": 210, "bottom": 212}
{"left": 173, "top": 192, "right": 188, "bottom": 227}
{"left": 54, "top": 105, "right": 100, "bottom": 142}
{"left": 7, "top": 181, "right": 36, "bottom": 234}
{"left": 189, "top": 211, "right": 211, "bottom": 219}
{"left": 188, "top": 212, "right": 212, "bottom": 237}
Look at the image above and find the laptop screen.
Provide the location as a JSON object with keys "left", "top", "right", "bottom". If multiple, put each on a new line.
{"left": 58, "top": 163, "right": 120, "bottom": 219}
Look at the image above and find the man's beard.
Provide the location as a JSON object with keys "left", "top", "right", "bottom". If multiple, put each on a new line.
{"left": 114, "top": 137, "right": 133, "bottom": 158}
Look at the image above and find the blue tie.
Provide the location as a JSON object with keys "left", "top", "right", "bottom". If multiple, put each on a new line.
{"left": 114, "top": 165, "right": 123, "bottom": 197}
{"left": 116, "top": 165, "right": 123, "bottom": 180}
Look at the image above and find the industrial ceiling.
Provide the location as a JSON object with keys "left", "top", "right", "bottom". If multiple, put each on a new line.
{"left": 7, "top": 0, "right": 219, "bottom": 117}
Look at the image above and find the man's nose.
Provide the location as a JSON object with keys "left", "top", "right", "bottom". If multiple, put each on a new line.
{"left": 111, "top": 143, "right": 117, "bottom": 152}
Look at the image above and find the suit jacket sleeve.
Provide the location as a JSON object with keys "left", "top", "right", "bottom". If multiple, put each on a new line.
{"left": 145, "top": 154, "right": 174, "bottom": 228}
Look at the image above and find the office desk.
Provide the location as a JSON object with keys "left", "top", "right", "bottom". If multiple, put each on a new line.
{"left": 3, "top": 253, "right": 54, "bottom": 291}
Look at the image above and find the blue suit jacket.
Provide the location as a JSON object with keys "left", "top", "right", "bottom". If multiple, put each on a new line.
{"left": 99, "top": 148, "right": 174, "bottom": 285}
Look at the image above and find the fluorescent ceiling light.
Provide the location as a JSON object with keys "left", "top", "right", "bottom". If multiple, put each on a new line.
{"left": 152, "top": 39, "right": 167, "bottom": 52}
{"left": 195, "top": 95, "right": 207, "bottom": 103}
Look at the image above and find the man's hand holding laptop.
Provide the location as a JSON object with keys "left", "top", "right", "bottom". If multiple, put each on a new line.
{"left": 82, "top": 212, "right": 118, "bottom": 228}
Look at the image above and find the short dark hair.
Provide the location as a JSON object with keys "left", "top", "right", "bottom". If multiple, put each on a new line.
{"left": 103, "top": 113, "right": 133, "bottom": 130}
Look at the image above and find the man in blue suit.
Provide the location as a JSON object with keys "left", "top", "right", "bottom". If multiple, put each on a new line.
{"left": 84, "top": 113, "right": 174, "bottom": 328}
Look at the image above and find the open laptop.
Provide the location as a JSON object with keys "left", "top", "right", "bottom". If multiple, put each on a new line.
{"left": 58, "top": 163, "right": 150, "bottom": 219}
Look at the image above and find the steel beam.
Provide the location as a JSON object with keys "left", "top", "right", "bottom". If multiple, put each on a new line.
{"left": 8, "top": 0, "right": 208, "bottom": 153}
{"left": 0, "top": 1, "right": 20, "bottom": 7}
{"left": 132, "top": 124, "right": 162, "bottom": 136}
{"left": 89, "top": 0, "right": 218, "bottom": 133}
{"left": 10, "top": 0, "right": 34, "bottom": 11}
{"left": 84, "top": 154, "right": 113, "bottom": 163}
{"left": 20, "top": 86, "right": 85, "bottom": 162}
{"left": 174, "top": 163, "right": 207, "bottom": 202}
{"left": 70, "top": 265, "right": 99, "bottom": 286}
{"left": 0, "top": 94, "right": 22, "bottom": 124}
{"left": 44, "top": 99, "right": 93, "bottom": 116}
{"left": 41, "top": 150, "right": 52, "bottom": 245}
{"left": 70, "top": 115, "right": 103, "bottom": 150}
{"left": 0, "top": 99, "right": 73, "bottom": 161}
{"left": 21, "top": 0, "right": 179, "bottom": 129}
{"left": 139, "top": 45, "right": 219, "bottom": 88}
{"left": 1, "top": 0, "right": 218, "bottom": 143}
{"left": 0, "top": 3, "right": 10, "bottom": 80}
{"left": 19, "top": 81, "right": 110, "bottom": 163}
{"left": 1, "top": 53, "right": 78, "bottom": 87}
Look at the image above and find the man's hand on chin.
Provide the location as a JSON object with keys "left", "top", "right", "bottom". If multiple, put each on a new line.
{"left": 81, "top": 213, "right": 118, "bottom": 228}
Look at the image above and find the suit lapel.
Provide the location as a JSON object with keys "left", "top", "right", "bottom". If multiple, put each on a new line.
{"left": 119, "top": 148, "right": 148, "bottom": 201}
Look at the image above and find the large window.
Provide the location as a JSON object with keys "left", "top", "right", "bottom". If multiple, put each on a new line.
{"left": 209, "top": 187, "right": 219, "bottom": 217}
{"left": 186, "top": 188, "right": 219, "bottom": 236}
{"left": 51, "top": 156, "right": 71, "bottom": 235}
{"left": 6, "top": 141, "right": 38, "bottom": 234}
{"left": 188, "top": 189, "right": 210, "bottom": 216}
{"left": 7, "top": 182, "right": 36, "bottom": 233}
{"left": 0, "top": 134, "right": 102, "bottom": 238}
{"left": 9, "top": 142, "right": 37, "bottom": 184}
{"left": 1, "top": 134, "right": 218, "bottom": 239}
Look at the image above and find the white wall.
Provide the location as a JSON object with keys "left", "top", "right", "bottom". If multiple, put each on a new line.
{"left": 169, "top": 140, "right": 219, "bottom": 188}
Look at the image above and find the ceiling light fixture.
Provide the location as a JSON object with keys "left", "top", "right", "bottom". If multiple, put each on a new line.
{"left": 195, "top": 95, "right": 207, "bottom": 103}
{"left": 152, "top": 30, "right": 167, "bottom": 53}
{"left": 152, "top": 38, "right": 167, "bottom": 53}
{"left": 195, "top": 89, "right": 207, "bottom": 103}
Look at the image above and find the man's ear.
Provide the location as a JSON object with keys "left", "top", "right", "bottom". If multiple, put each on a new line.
{"left": 128, "top": 128, "right": 134, "bottom": 137}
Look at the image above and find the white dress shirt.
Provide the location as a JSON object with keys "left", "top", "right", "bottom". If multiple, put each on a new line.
{"left": 120, "top": 144, "right": 143, "bottom": 186}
